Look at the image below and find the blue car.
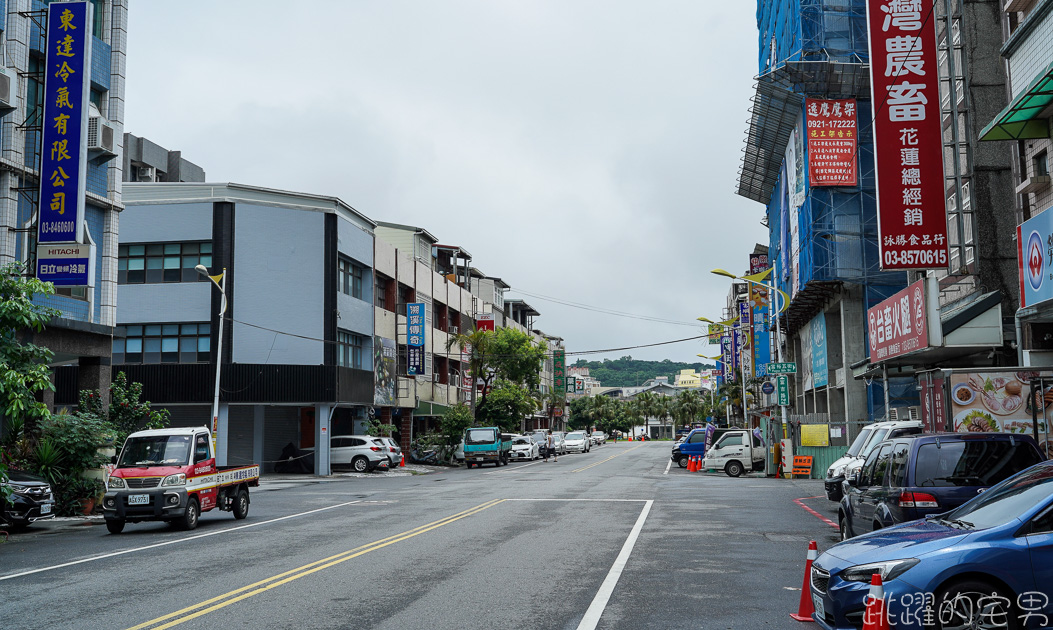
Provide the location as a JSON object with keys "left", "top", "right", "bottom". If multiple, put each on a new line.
{"left": 839, "top": 433, "right": 1043, "bottom": 540}
{"left": 811, "top": 459, "right": 1053, "bottom": 630}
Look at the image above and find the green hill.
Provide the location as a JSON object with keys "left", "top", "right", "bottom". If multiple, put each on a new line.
{"left": 571, "top": 356, "right": 715, "bottom": 388}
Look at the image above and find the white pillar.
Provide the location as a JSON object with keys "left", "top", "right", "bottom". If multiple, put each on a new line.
{"left": 314, "top": 404, "right": 332, "bottom": 476}
{"left": 215, "top": 403, "right": 229, "bottom": 466}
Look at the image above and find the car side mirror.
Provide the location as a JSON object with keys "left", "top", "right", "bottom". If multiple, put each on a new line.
{"left": 846, "top": 473, "right": 859, "bottom": 487}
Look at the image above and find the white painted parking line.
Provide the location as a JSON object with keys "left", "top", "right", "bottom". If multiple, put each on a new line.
{"left": 0, "top": 500, "right": 363, "bottom": 582}
{"left": 663, "top": 458, "right": 672, "bottom": 475}
{"left": 576, "top": 499, "right": 654, "bottom": 630}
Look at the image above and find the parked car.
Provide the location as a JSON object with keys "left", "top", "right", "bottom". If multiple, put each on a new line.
{"left": 700, "top": 429, "right": 765, "bottom": 476}
{"left": 591, "top": 431, "right": 606, "bottom": 446}
{"left": 509, "top": 435, "right": 539, "bottom": 461}
{"left": 829, "top": 420, "right": 924, "bottom": 502}
{"left": 564, "top": 431, "right": 591, "bottom": 454}
{"left": 378, "top": 437, "right": 403, "bottom": 467}
{"left": 0, "top": 469, "right": 56, "bottom": 531}
{"left": 310, "top": 436, "right": 389, "bottom": 472}
{"left": 838, "top": 432, "right": 1043, "bottom": 540}
{"left": 453, "top": 439, "right": 465, "bottom": 462}
{"left": 811, "top": 459, "right": 1053, "bottom": 630}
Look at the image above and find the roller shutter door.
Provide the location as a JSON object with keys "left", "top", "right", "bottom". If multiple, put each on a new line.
{"left": 263, "top": 406, "right": 301, "bottom": 471}
{"left": 227, "top": 406, "right": 255, "bottom": 466}
{"left": 156, "top": 405, "right": 210, "bottom": 429}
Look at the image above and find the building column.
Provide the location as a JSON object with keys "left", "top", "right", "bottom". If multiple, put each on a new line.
{"left": 78, "top": 355, "right": 111, "bottom": 413}
{"left": 399, "top": 413, "right": 413, "bottom": 453}
{"left": 314, "top": 404, "right": 332, "bottom": 476}
{"left": 840, "top": 286, "right": 867, "bottom": 438}
{"left": 252, "top": 405, "right": 265, "bottom": 467}
{"left": 215, "top": 403, "right": 229, "bottom": 466}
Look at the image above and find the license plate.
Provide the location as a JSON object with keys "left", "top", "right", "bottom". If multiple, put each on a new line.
{"left": 812, "top": 593, "right": 825, "bottom": 620}
{"left": 128, "top": 494, "right": 149, "bottom": 505}
{"left": 39, "top": 503, "right": 52, "bottom": 515}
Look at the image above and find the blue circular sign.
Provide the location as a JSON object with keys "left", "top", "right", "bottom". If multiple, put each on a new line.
{"left": 761, "top": 381, "right": 775, "bottom": 394}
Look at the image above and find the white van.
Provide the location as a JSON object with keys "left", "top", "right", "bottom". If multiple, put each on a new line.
{"left": 825, "top": 419, "right": 923, "bottom": 501}
{"left": 700, "top": 429, "right": 765, "bottom": 477}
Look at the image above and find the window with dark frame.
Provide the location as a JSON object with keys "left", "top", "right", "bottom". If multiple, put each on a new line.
{"left": 375, "top": 274, "right": 388, "bottom": 309}
{"left": 337, "top": 330, "right": 364, "bottom": 369}
{"left": 118, "top": 242, "right": 212, "bottom": 284}
{"left": 1035, "top": 150, "right": 1049, "bottom": 178}
{"left": 112, "top": 323, "right": 211, "bottom": 364}
{"left": 338, "top": 256, "right": 364, "bottom": 299}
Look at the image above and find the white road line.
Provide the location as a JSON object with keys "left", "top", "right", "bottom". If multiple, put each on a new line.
{"left": 576, "top": 499, "right": 654, "bottom": 630}
{"left": 0, "top": 500, "right": 363, "bottom": 582}
{"left": 482, "top": 459, "right": 549, "bottom": 474}
{"left": 663, "top": 458, "right": 672, "bottom": 475}
{"left": 504, "top": 498, "right": 648, "bottom": 502}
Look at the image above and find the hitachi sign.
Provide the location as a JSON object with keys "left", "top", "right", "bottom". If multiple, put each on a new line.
{"left": 45, "top": 247, "right": 85, "bottom": 256}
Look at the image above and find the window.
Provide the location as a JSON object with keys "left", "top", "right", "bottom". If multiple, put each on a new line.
{"left": 113, "top": 322, "right": 210, "bottom": 364}
{"left": 337, "top": 331, "right": 364, "bottom": 369}
{"left": 194, "top": 434, "right": 210, "bottom": 463}
{"left": 914, "top": 440, "right": 1043, "bottom": 488}
{"left": 118, "top": 242, "right": 212, "bottom": 284}
{"left": 887, "top": 443, "right": 911, "bottom": 488}
{"left": 339, "top": 257, "right": 364, "bottom": 299}
{"left": 375, "top": 275, "right": 388, "bottom": 309}
{"left": 90, "top": 0, "right": 104, "bottom": 39}
{"left": 717, "top": 435, "right": 742, "bottom": 448}
{"left": 1034, "top": 151, "right": 1049, "bottom": 178}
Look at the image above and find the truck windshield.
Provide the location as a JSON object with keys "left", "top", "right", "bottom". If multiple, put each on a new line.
{"left": 466, "top": 429, "right": 497, "bottom": 445}
{"left": 846, "top": 428, "right": 874, "bottom": 457}
{"left": 118, "top": 435, "right": 192, "bottom": 467}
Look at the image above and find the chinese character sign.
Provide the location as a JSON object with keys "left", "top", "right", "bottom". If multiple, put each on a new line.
{"left": 867, "top": 0, "right": 949, "bottom": 269}
{"left": 867, "top": 279, "right": 929, "bottom": 362}
{"left": 1017, "top": 208, "right": 1053, "bottom": 308}
{"left": 708, "top": 323, "right": 722, "bottom": 345}
{"left": 805, "top": 98, "right": 858, "bottom": 186}
{"left": 738, "top": 301, "right": 753, "bottom": 379}
{"left": 38, "top": 2, "right": 92, "bottom": 245}
{"left": 553, "top": 349, "right": 566, "bottom": 393}
{"left": 749, "top": 254, "right": 769, "bottom": 275}
{"left": 407, "top": 303, "right": 426, "bottom": 376}
{"left": 36, "top": 243, "right": 94, "bottom": 287}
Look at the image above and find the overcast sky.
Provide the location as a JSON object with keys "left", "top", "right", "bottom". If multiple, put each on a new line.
{"left": 124, "top": 1, "right": 766, "bottom": 366}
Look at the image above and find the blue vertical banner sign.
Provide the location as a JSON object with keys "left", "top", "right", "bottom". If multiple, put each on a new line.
{"left": 407, "top": 303, "right": 426, "bottom": 376}
{"left": 37, "top": 1, "right": 92, "bottom": 245}
{"left": 812, "top": 313, "right": 828, "bottom": 388}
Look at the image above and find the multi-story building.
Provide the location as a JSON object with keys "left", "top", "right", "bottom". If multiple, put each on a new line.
{"left": 101, "top": 182, "right": 377, "bottom": 474}
{"left": 1, "top": 1, "right": 128, "bottom": 408}
{"left": 122, "top": 133, "right": 204, "bottom": 184}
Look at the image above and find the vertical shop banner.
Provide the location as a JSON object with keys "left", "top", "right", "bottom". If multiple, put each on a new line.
{"left": 1018, "top": 207, "right": 1053, "bottom": 308}
{"left": 811, "top": 314, "right": 828, "bottom": 388}
{"left": 749, "top": 254, "right": 769, "bottom": 275}
{"left": 407, "top": 303, "right": 426, "bottom": 376}
{"left": 553, "top": 349, "right": 566, "bottom": 393}
{"left": 708, "top": 323, "right": 722, "bottom": 345}
{"left": 919, "top": 376, "right": 946, "bottom": 432}
{"left": 805, "top": 98, "right": 858, "bottom": 186}
{"left": 38, "top": 1, "right": 92, "bottom": 245}
{"left": 867, "top": 0, "right": 949, "bottom": 269}
{"left": 751, "top": 284, "right": 770, "bottom": 378}
{"left": 866, "top": 279, "right": 930, "bottom": 362}
{"left": 475, "top": 313, "right": 495, "bottom": 332}
{"left": 373, "top": 336, "right": 396, "bottom": 405}
{"left": 738, "top": 301, "right": 753, "bottom": 379}
{"left": 721, "top": 335, "right": 734, "bottom": 382}
{"left": 460, "top": 342, "right": 473, "bottom": 391}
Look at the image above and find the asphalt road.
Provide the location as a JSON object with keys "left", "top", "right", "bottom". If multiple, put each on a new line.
{"left": 0, "top": 441, "right": 842, "bottom": 630}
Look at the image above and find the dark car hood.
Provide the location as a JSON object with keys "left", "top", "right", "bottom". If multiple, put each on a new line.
{"left": 820, "top": 520, "right": 969, "bottom": 568}
{"left": 3, "top": 469, "right": 49, "bottom": 485}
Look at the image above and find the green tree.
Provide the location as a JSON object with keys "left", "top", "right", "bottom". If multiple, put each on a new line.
{"left": 447, "top": 326, "right": 547, "bottom": 419}
{"left": 437, "top": 403, "right": 473, "bottom": 462}
{"left": 0, "top": 263, "right": 60, "bottom": 431}
{"left": 475, "top": 380, "right": 538, "bottom": 432}
{"left": 79, "top": 371, "right": 171, "bottom": 445}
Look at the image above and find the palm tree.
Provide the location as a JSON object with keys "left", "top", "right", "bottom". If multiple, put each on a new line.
{"left": 445, "top": 326, "right": 493, "bottom": 417}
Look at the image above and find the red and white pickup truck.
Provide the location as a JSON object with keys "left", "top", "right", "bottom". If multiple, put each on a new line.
{"left": 103, "top": 427, "right": 259, "bottom": 534}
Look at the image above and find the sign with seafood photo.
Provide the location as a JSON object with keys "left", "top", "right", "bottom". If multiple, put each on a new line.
{"left": 948, "top": 371, "right": 1050, "bottom": 441}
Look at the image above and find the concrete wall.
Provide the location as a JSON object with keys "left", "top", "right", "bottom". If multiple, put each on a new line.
{"left": 121, "top": 202, "right": 213, "bottom": 242}
{"left": 232, "top": 203, "right": 325, "bottom": 364}
{"left": 374, "top": 238, "right": 396, "bottom": 278}
{"left": 337, "top": 290, "right": 373, "bottom": 337}
{"left": 117, "top": 282, "right": 211, "bottom": 324}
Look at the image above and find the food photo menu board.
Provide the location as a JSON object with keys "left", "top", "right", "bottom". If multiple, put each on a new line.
{"left": 948, "top": 371, "right": 1052, "bottom": 458}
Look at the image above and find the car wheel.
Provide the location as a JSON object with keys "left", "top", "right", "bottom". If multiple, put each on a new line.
{"left": 725, "top": 461, "right": 744, "bottom": 477}
{"left": 232, "top": 490, "right": 249, "bottom": 520}
{"left": 179, "top": 497, "right": 200, "bottom": 531}
{"left": 839, "top": 516, "right": 851, "bottom": 541}
{"left": 106, "top": 519, "right": 126, "bottom": 534}
{"left": 677, "top": 456, "right": 688, "bottom": 468}
{"left": 935, "top": 580, "right": 1018, "bottom": 630}
{"left": 351, "top": 456, "right": 369, "bottom": 473}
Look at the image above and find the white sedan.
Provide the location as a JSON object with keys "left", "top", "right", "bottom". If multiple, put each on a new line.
{"left": 509, "top": 436, "right": 539, "bottom": 461}
{"left": 563, "top": 431, "right": 591, "bottom": 454}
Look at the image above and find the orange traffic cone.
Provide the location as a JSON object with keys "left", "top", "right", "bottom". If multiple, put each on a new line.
{"left": 694, "top": 455, "right": 702, "bottom": 472}
{"left": 691, "top": 455, "right": 699, "bottom": 472}
{"left": 861, "top": 574, "right": 890, "bottom": 630}
{"left": 399, "top": 454, "right": 405, "bottom": 467}
{"left": 687, "top": 455, "right": 696, "bottom": 472}
{"left": 790, "top": 540, "right": 818, "bottom": 621}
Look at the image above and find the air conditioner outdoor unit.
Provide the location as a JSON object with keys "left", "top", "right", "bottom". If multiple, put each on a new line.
{"left": 136, "top": 166, "right": 155, "bottom": 182}
{"left": 0, "top": 67, "right": 18, "bottom": 114}
{"left": 888, "top": 408, "right": 899, "bottom": 421}
{"left": 449, "top": 325, "right": 459, "bottom": 335}
{"left": 87, "top": 113, "right": 117, "bottom": 158}
{"left": 907, "top": 406, "right": 920, "bottom": 421}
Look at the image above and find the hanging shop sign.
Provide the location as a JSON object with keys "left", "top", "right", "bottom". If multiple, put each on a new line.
{"left": 805, "top": 98, "right": 858, "bottom": 187}
{"left": 475, "top": 312, "right": 495, "bottom": 332}
{"left": 407, "top": 302, "right": 426, "bottom": 376}
{"left": 36, "top": 242, "right": 94, "bottom": 287}
{"left": 721, "top": 334, "right": 734, "bottom": 382}
{"left": 749, "top": 254, "right": 769, "bottom": 275}
{"left": 738, "top": 301, "right": 753, "bottom": 379}
{"left": 708, "top": 323, "right": 722, "bottom": 345}
{"left": 1018, "top": 206, "right": 1053, "bottom": 307}
{"left": 38, "top": 1, "right": 92, "bottom": 246}
{"left": 867, "top": 0, "right": 949, "bottom": 270}
{"left": 811, "top": 314, "right": 828, "bottom": 388}
{"left": 373, "top": 336, "right": 397, "bottom": 406}
{"left": 553, "top": 349, "right": 566, "bottom": 393}
{"left": 866, "top": 279, "right": 929, "bottom": 362}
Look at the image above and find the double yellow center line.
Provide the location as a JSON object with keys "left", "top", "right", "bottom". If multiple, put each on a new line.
{"left": 571, "top": 445, "right": 643, "bottom": 473}
{"left": 129, "top": 499, "right": 506, "bottom": 630}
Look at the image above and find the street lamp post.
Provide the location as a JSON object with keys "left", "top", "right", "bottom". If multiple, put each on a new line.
{"left": 196, "top": 264, "right": 227, "bottom": 462}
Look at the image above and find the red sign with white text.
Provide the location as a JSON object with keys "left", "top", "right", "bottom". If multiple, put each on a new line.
{"left": 867, "top": 279, "right": 929, "bottom": 362}
{"left": 806, "top": 98, "right": 858, "bottom": 186}
{"left": 867, "top": 0, "right": 949, "bottom": 269}
{"left": 475, "top": 313, "right": 495, "bottom": 331}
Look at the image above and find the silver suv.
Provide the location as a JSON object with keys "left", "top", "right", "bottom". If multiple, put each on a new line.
{"left": 312, "top": 435, "right": 390, "bottom": 473}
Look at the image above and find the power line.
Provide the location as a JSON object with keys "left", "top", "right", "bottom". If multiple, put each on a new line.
{"left": 506, "top": 287, "right": 704, "bottom": 328}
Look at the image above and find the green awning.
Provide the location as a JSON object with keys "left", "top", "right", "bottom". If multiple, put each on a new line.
{"left": 980, "top": 60, "right": 1053, "bottom": 141}
{"left": 413, "top": 401, "right": 450, "bottom": 416}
